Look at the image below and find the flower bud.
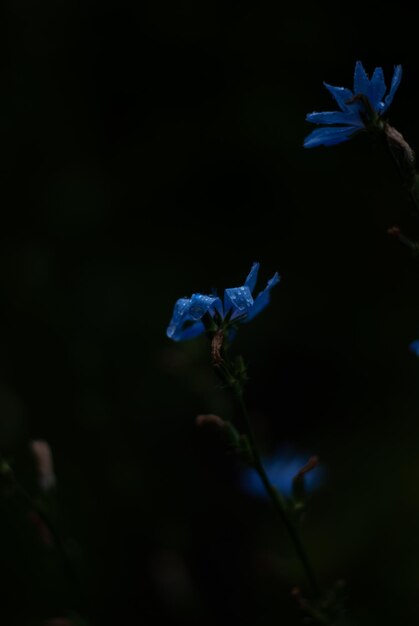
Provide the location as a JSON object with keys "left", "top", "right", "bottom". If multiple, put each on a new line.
{"left": 30, "top": 440, "right": 56, "bottom": 492}
{"left": 196, "top": 414, "right": 226, "bottom": 429}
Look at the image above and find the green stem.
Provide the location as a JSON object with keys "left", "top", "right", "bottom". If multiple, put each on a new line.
{"left": 234, "top": 387, "right": 321, "bottom": 600}
{"left": 0, "top": 458, "right": 86, "bottom": 607}
{"left": 18, "top": 484, "right": 84, "bottom": 593}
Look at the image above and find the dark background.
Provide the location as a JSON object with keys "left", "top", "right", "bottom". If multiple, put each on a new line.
{"left": 1, "top": 1, "right": 419, "bottom": 624}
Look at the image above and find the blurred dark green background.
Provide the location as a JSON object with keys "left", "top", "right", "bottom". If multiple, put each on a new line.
{"left": 2, "top": 1, "right": 419, "bottom": 624}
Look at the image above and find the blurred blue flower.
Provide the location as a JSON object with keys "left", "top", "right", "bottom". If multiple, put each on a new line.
{"left": 409, "top": 340, "right": 419, "bottom": 356}
{"left": 240, "top": 445, "right": 325, "bottom": 499}
{"left": 304, "top": 61, "right": 402, "bottom": 148}
{"left": 166, "top": 263, "right": 280, "bottom": 341}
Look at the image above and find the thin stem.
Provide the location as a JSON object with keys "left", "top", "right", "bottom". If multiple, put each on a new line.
{"left": 0, "top": 459, "right": 87, "bottom": 608}
{"left": 386, "top": 145, "right": 419, "bottom": 213}
{"left": 18, "top": 484, "right": 84, "bottom": 594}
{"left": 234, "top": 388, "right": 321, "bottom": 600}
{"left": 381, "top": 124, "right": 419, "bottom": 215}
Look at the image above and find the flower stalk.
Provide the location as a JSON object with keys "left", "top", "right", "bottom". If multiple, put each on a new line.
{"left": 304, "top": 61, "right": 402, "bottom": 149}
{"left": 0, "top": 454, "right": 86, "bottom": 608}
{"left": 304, "top": 61, "right": 419, "bottom": 252}
{"left": 381, "top": 121, "right": 419, "bottom": 215}
{"left": 236, "top": 388, "right": 321, "bottom": 598}
{"left": 167, "top": 265, "right": 334, "bottom": 623}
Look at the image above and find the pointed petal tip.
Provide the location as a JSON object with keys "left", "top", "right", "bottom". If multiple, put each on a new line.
{"left": 382, "top": 63, "right": 403, "bottom": 112}
{"left": 304, "top": 137, "right": 323, "bottom": 149}
{"left": 250, "top": 261, "right": 260, "bottom": 272}
{"left": 369, "top": 66, "right": 386, "bottom": 109}
{"left": 323, "top": 83, "right": 355, "bottom": 112}
{"left": 166, "top": 325, "right": 178, "bottom": 340}
{"left": 393, "top": 63, "right": 403, "bottom": 86}
{"left": 244, "top": 262, "right": 260, "bottom": 294}
{"left": 304, "top": 125, "right": 360, "bottom": 148}
{"left": 306, "top": 110, "right": 363, "bottom": 127}
{"left": 354, "top": 60, "right": 370, "bottom": 96}
{"left": 354, "top": 60, "right": 369, "bottom": 80}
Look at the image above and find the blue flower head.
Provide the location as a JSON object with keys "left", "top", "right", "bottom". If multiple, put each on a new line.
{"left": 240, "top": 445, "right": 325, "bottom": 500}
{"left": 409, "top": 340, "right": 419, "bottom": 356}
{"left": 304, "top": 61, "right": 402, "bottom": 148}
{"left": 166, "top": 263, "right": 280, "bottom": 341}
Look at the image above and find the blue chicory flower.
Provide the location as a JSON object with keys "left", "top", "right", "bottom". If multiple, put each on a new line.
{"left": 166, "top": 263, "right": 280, "bottom": 341}
{"left": 304, "top": 61, "right": 402, "bottom": 148}
{"left": 240, "top": 445, "right": 325, "bottom": 499}
{"left": 409, "top": 340, "right": 419, "bottom": 356}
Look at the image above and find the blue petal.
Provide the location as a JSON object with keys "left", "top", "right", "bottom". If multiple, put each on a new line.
{"left": 382, "top": 64, "right": 402, "bottom": 113}
{"left": 189, "top": 293, "right": 221, "bottom": 320}
{"left": 240, "top": 447, "right": 325, "bottom": 500}
{"left": 176, "top": 321, "right": 206, "bottom": 341}
{"left": 167, "top": 298, "right": 192, "bottom": 339}
{"left": 166, "top": 309, "right": 189, "bottom": 340}
{"left": 268, "top": 456, "right": 324, "bottom": 496}
{"left": 323, "top": 83, "right": 354, "bottom": 111}
{"left": 166, "top": 293, "right": 221, "bottom": 341}
{"left": 224, "top": 286, "right": 254, "bottom": 318}
{"left": 244, "top": 262, "right": 260, "bottom": 294}
{"left": 368, "top": 66, "right": 386, "bottom": 110}
{"left": 353, "top": 61, "right": 371, "bottom": 96}
{"left": 246, "top": 272, "right": 280, "bottom": 321}
{"left": 240, "top": 467, "right": 265, "bottom": 498}
{"left": 306, "top": 110, "right": 364, "bottom": 127}
{"left": 303, "top": 125, "right": 360, "bottom": 148}
{"left": 409, "top": 340, "right": 419, "bottom": 356}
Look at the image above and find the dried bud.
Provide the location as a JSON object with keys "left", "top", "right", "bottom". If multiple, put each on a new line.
{"left": 211, "top": 330, "right": 224, "bottom": 366}
{"left": 291, "top": 586, "right": 302, "bottom": 600}
{"left": 386, "top": 226, "right": 419, "bottom": 255}
{"left": 30, "top": 440, "right": 56, "bottom": 492}
{"left": 294, "top": 456, "right": 319, "bottom": 481}
{"left": 291, "top": 585, "right": 310, "bottom": 611}
{"left": 196, "top": 414, "right": 226, "bottom": 429}
{"left": 387, "top": 226, "right": 401, "bottom": 237}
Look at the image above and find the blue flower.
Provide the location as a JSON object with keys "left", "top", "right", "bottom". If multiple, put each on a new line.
{"left": 166, "top": 263, "right": 280, "bottom": 341}
{"left": 304, "top": 61, "right": 402, "bottom": 148}
{"left": 409, "top": 340, "right": 419, "bottom": 356}
{"left": 240, "top": 445, "right": 325, "bottom": 499}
